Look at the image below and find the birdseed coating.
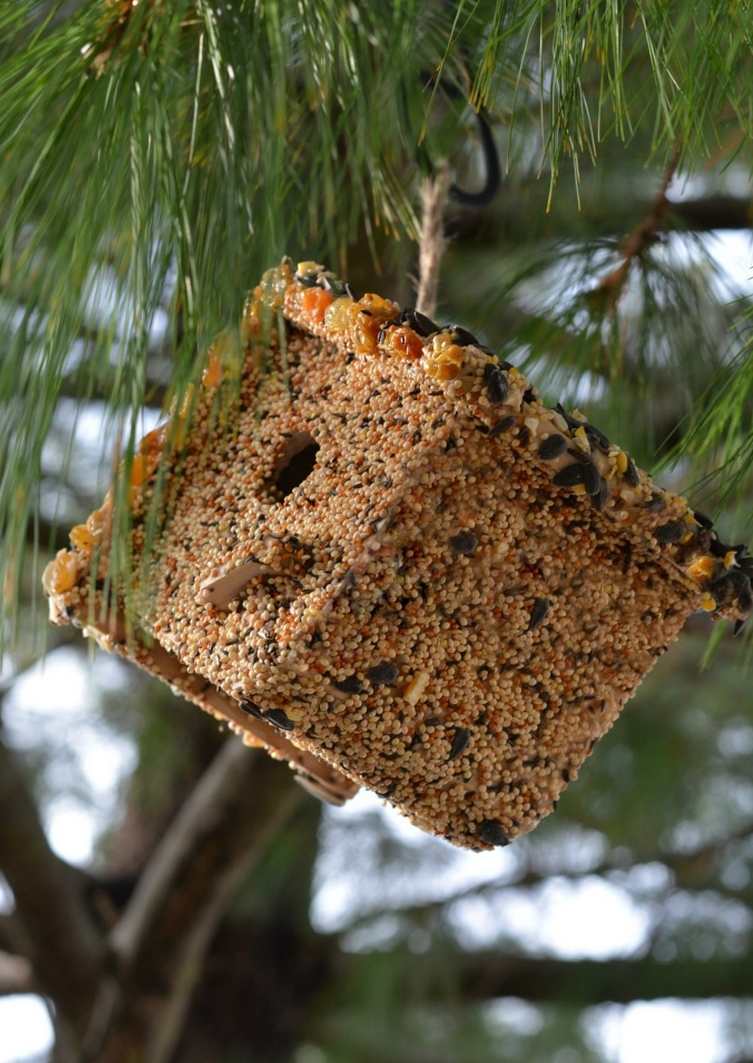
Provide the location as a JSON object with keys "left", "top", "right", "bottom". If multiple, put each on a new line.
{"left": 43, "top": 260, "right": 753, "bottom": 850}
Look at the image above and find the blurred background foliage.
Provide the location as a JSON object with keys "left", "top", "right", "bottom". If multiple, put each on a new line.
{"left": 3, "top": 1, "right": 753, "bottom": 1061}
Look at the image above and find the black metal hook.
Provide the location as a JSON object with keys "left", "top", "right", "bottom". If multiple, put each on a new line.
{"left": 449, "top": 108, "right": 501, "bottom": 207}
{"left": 421, "top": 72, "right": 501, "bottom": 208}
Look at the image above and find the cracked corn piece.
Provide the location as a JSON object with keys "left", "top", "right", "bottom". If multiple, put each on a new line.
{"left": 43, "top": 259, "right": 753, "bottom": 850}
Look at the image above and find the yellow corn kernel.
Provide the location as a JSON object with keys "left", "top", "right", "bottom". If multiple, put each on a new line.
{"left": 508, "top": 367, "right": 526, "bottom": 385}
{"left": 442, "top": 360, "right": 464, "bottom": 380}
{"left": 258, "top": 262, "right": 293, "bottom": 308}
{"left": 296, "top": 260, "right": 323, "bottom": 276}
{"left": 700, "top": 593, "right": 716, "bottom": 612}
{"left": 425, "top": 343, "right": 464, "bottom": 383}
{"left": 130, "top": 453, "right": 147, "bottom": 489}
{"left": 240, "top": 291, "right": 262, "bottom": 344}
{"left": 69, "top": 524, "right": 94, "bottom": 552}
{"left": 724, "top": 550, "right": 737, "bottom": 569}
{"left": 615, "top": 451, "right": 628, "bottom": 475}
{"left": 86, "top": 503, "right": 110, "bottom": 540}
{"left": 42, "top": 549, "right": 78, "bottom": 595}
{"left": 687, "top": 556, "right": 715, "bottom": 582}
{"left": 324, "top": 296, "right": 357, "bottom": 333}
{"left": 403, "top": 670, "right": 430, "bottom": 705}
{"left": 357, "top": 292, "right": 398, "bottom": 319}
{"left": 202, "top": 349, "right": 223, "bottom": 389}
{"left": 140, "top": 425, "right": 166, "bottom": 460}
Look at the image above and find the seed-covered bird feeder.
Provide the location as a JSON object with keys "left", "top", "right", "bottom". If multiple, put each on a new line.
{"left": 43, "top": 259, "right": 753, "bottom": 850}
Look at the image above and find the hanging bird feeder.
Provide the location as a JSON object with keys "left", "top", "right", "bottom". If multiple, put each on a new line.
{"left": 43, "top": 259, "right": 753, "bottom": 850}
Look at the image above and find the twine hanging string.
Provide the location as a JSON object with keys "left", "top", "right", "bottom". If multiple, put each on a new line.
{"left": 415, "top": 103, "right": 501, "bottom": 319}
{"left": 416, "top": 161, "right": 452, "bottom": 319}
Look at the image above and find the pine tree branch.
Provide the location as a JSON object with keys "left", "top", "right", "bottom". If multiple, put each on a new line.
{"left": 0, "top": 733, "right": 105, "bottom": 1032}
{"left": 668, "top": 193, "right": 753, "bottom": 232}
{"left": 341, "top": 946, "right": 753, "bottom": 1005}
{"left": 86, "top": 740, "right": 303, "bottom": 1061}
{"left": 448, "top": 193, "right": 753, "bottom": 247}
{"left": 593, "top": 148, "right": 681, "bottom": 306}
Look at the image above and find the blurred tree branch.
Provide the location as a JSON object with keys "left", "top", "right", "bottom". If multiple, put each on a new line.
{"left": 591, "top": 148, "right": 681, "bottom": 306}
{"left": 0, "top": 950, "right": 33, "bottom": 995}
{"left": 0, "top": 914, "right": 24, "bottom": 954}
{"left": 339, "top": 947, "right": 753, "bottom": 1005}
{"left": 88, "top": 741, "right": 303, "bottom": 1061}
{"left": 344, "top": 818, "right": 753, "bottom": 933}
{"left": 448, "top": 193, "right": 753, "bottom": 247}
{"left": 0, "top": 733, "right": 106, "bottom": 1036}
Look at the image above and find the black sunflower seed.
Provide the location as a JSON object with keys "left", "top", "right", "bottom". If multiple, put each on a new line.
{"left": 367, "top": 661, "right": 399, "bottom": 686}
{"left": 709, "top": 574, "right": 733, "bottom": 605}
{"left": 624, "top": 456, "right": 640, "bottom": 487}
{"left": 448, "top": 325, "right": 478, "bottom": 347}
{"left": 483, "top": 362, "right": 509, "bottom": 405}
{"left": 321, "top": 274, "right": 346, "bottom": 296}
{"left": 477, "top": 819, "right": 511, "bottom": 847}
{"left": 709, "top": 537, "right": 728, "bottom": 558}
{"left": 643, "top": 493, "right": 666, "bottom": 512}
{"left": 591, "top": 477, "right": 609, "bottom": 511}
{"left": 537, "top": 433, "right": 567, "bottom": 460}
{"left": 738, "top": 586, "right": 753, "bottom": 613}
{"left": 295, "top": 270, "right": 320, "bottom": 287}
{"left": 727, "top": 570, "right": 749, "bottom": 593}
{"left": 695, "top": 529, "right": 712, "bottom": 553}
{"left": 239, "top": 700, "right": 266, "bottom": 720}
{"left": 584, "top": 423, "right": 610, "bottom": 453}
{"left": 553, "top": 463, "right": 585, "bottom": 487}
{"left": 450, "top": 531, "right": 478, "bottom": 556}
{"left": 401, "top": 308, "right": 437, "bottom": 336}
{"left": 518, "top": 425, "right": 531, "bottom": 446}
{"left": 333, "top": 675, "right": 364, "bottom": 695}
{"left": 265, "top": 709, "right": 295, "bottom": 731}
{"left": 490, "top": 415, "right": 516, "bottom": 436}
{"left": 581, "top": 461, "right": 601, "bottom": 496}
{"left": 449, "top": 728, "right": 471, "bottom": 760}
{"left": 522, "top": 387, "right": 536, "bottom": 404}
{"left": 555, "top": 403, "right": 584, "bottom": 432}
{"left": 654, "top": 520, "right": 685, "bottom": 544}
{"left": 693, "top": 510, "right": 714, "bottom": 529}
{"left": 376, "top": 317, "right": 401, "bottom": 344}
{"left": 529, "top": 597, "right": 550, "bottom": 630}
